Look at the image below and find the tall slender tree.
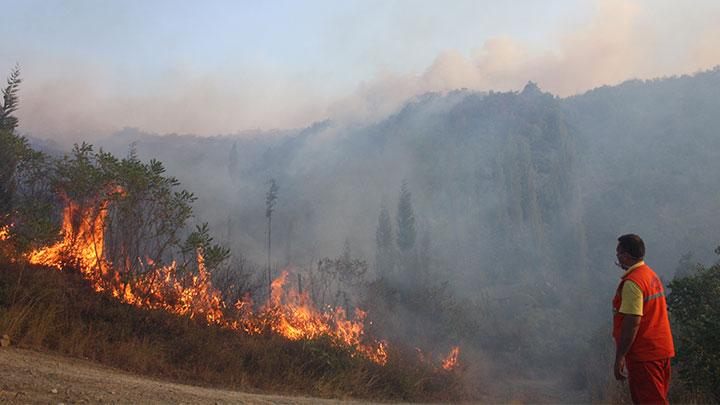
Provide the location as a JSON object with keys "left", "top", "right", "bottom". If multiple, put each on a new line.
{"left": 396, "top": 181, "right": 417, "bottom": 278}
{"left": 396, "top": 181, "right": 416, "bottom": 254}
{"left": 0, "top": 64, "right": 21, "bottom": 133}
{"left": 265, "top": 178, "right": 278, "bottom": 295}
{"left": 375, "top": 203, "right": 394, "bottom": 276}
{"left": 0, "top": 65, "right": 24, "bottom": 220}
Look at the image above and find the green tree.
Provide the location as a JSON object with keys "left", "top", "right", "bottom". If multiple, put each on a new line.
{"left": 181, "top": 222, "right": 231, "bottom": 272}
{"left": 102, "top": 149, "right": 197, "bottom": 273}
{"left": 53, "top": 143, "right": 210, "bottom": 277}
{"left": 265, "top": 178, "right": 278, "bottom": 294}
{"left": 10, "top": 144, "right": 56, "bottom": 251}
{"left": 0, "top": 64, "right": 21, "bottom": 132}
{"left": 396, "top": 181, "right": 416, "bottom": 253}
{"left": 0, "top": 66, "right": 56, "bottom": 252}
{"left": 0, "top": 65, "right": 24, "bottom": 221}
{"left": 375, "top": 203, "right": 395, "bottom": 276}
{"left": 0, "top": 130, "right": 24, "bottom": 220}
{"left": 667, "top": 250, "right": 720, "bottom": 402}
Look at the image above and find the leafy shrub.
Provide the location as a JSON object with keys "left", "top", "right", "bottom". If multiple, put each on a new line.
{"left": 667, "top": 253, "right": 720, "bottom": 402}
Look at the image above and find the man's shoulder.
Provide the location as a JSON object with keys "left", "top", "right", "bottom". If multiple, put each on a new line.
{"left": 640, "top": 263, "right": 663, "bottom": 280}
{"left": 623, "top": 266, "right": 647, "bottom": 285}
{"left": 626, "top": 263, "right": 664, "bottom": 292}
{"left": 633, "top": 263, "right": 657, "bottom": 276}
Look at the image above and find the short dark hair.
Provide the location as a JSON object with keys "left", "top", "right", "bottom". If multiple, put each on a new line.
{"left": 618, "top": 234, "right": 645, "bottom": 259}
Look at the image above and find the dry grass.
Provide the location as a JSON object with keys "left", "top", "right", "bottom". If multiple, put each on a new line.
{"left": 0, "top": 259, "right": 469, "bottom": 402}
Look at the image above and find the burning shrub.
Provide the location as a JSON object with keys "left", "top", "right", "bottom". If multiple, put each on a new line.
{"left": 25, "top": 178, "right": 388, "bottom": 365}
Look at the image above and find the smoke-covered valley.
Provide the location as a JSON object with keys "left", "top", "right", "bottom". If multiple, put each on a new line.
{"left": 3, "top": 0, "right": 720, "bottom": 400}
{"left": 12, "top": 66, "right": 719, "bottom": 401}
{"left": 27, "top": 67, "right": 704, "bottom": 396}
{"left": 92, "top": 68, "right": 720, "bottom": 286}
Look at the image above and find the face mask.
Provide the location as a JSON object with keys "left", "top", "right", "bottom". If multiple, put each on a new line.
{"left": 614, "top": 260, "right": 627, "bottom": 270}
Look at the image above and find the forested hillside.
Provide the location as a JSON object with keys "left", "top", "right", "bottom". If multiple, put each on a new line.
{"left": 98, "top": 68, "right": 720, "bottom": 284}
{"left": 6, "top": 65, "right": 719, "bottom": 402}
{"left": 565, "top": 68, "right": 720, "bottom": 280}
{"left": 85, "top": 67, "right": 720, "bottom": 398}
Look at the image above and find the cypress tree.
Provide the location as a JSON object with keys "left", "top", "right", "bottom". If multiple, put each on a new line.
{"left": 375, "top": 203, "right": 394, "bottom": 276}
{"left": 396, "top": 181, "right": 416, "bottom": 254}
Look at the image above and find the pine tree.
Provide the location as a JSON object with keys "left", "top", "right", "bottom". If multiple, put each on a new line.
{"left": 0, "top": 64, "right": 21, "bottom": 132}
{"left": 396, "top": 181, "right": 416, "bottom": 254}
{"left": 0, "top": 65, "right": 24, "bottom": 220}
{"left": 375, "top": 204, "right": 394, "bottom": 276}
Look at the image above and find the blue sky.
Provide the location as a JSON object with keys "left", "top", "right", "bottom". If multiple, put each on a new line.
{"left": 2, "top": 1, "right": 583, "bottom": 89}
{"left": 1, "top": 0, "right": 718, "bottom": 140}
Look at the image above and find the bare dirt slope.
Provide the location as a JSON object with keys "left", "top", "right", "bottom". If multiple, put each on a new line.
{"left": 0, "top": 347, "right": 370, "bottom": 404}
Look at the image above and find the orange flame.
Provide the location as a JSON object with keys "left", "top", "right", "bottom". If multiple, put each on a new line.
{"left": 233, "top": 271, "right": 387, "bottom": 364}
{"left": 441, "top": 346, "right": 460, "bottom": 371}
{"left": 415, "top": 346, "right": 460, "bottom": 371}
{"left": 0, "top": 225, "right": 10, "bottom": 241}
{"left": 27, "top": 190, "right": 387, "bottom": 364}
{"left": 28, "top": 196, "right": 112, "bottom": 288}
{"left": 113, "top": 253, "right": 226, "bottom": 325}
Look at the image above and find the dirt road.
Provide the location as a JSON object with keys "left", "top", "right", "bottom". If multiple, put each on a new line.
{"left": 0, "top": 347, "right": 368, "bottom": 404}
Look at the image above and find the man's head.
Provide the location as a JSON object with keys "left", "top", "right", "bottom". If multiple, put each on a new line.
{"left": 616, "top": 234, "right": 645, "bottom": 270}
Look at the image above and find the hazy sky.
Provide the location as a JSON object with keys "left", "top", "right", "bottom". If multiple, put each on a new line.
{"left": 1, "top": 0, "right": 719, "bottom": 141}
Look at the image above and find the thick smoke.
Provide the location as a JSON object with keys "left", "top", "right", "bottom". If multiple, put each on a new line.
{"left": 5, "top": 1, "right": 720, "bottom": 400}
{"left": 330, "top": 0, "right": 720, "bottom": 123}
{"left": 14, "top": 63, "right": 331, "bottom": 143}
{"left": 4, "top": 0, "right": 719, "bottom": 143}
{"left": 90, "top": 66, "right": 720, "bottom": 401}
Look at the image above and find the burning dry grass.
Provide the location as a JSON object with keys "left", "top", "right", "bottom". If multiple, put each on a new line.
{"left": 0, "top": 190, "right": 466, "bottom": 400}
{"left": 0, "top": 260, "right": 467, "bottom": 401}
{"left": 25, "top": 192, "right": 389, "bottom": 365}
{"left": 442, "top": 346, "right": 460, "bottom": 371}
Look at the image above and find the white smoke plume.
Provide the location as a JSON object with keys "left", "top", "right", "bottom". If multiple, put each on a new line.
{"left": 5, "top": 0, "right": 719, "bottom": 141}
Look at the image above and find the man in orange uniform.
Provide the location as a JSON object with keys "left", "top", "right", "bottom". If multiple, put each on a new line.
{"left": 613, "top": 234, "right": 675, "bottom": 404}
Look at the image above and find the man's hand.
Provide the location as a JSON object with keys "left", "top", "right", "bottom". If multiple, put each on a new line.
{"left": 614, "top": 356, "right": 628, "bottom": 380}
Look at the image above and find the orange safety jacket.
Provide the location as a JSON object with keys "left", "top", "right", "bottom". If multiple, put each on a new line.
{"left": 613, "top": 263, "right": 675, "bottom": 361}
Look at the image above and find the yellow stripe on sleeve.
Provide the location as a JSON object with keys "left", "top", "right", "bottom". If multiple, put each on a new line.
{"left": 619, "top": 280, "right": 643, "bottom": 316}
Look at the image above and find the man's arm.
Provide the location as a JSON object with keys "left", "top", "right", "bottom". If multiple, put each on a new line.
{"left": 614, "top": 314, "right": 641, "bottom": 380}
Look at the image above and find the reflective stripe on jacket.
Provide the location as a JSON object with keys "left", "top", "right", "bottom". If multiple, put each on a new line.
{"left": 612, "top": 263, "right": 675, "bottom": 361}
